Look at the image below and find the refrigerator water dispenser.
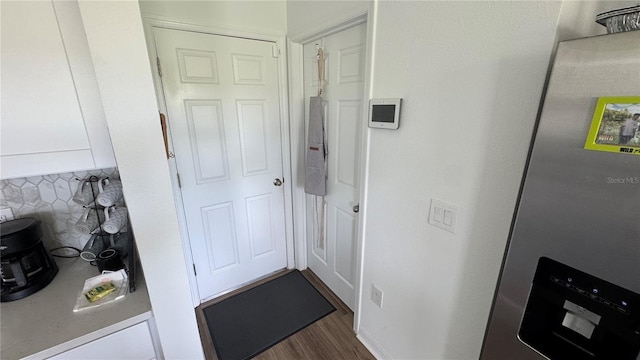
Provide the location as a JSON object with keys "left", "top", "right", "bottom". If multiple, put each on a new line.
{"left": 518, "top": 257, "right": 640, "bottom": 359}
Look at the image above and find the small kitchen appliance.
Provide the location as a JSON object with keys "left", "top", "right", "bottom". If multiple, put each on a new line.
{"left": 1, "top": 218, "right": 58, "bottom": 302}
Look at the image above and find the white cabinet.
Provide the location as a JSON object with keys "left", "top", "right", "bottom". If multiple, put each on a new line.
{"left": 46, "top": 321, "right": 158, "bottom": 360}
{"left": 0, "top": 0, "right": 115, "bottom": 179}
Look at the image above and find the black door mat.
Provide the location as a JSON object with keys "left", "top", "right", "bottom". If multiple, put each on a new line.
{"left": 203, "top": 270, "right": 336, "bottom": 360}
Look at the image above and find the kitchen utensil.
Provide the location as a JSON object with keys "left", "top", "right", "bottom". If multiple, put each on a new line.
{"left": 73, "top": 208, "right": 103, "bottom": 234}
{"left": 96, "top": 248, "right": 125, "bottom": 273}
{"left": 72, "top": 180, "right": 98, "bottom": 206}
{"left": 96, "top": 178, "right": 123, "bottom": 207}
{"left": 80, "top": 233, "right": 104, "bottom": 261}
{"left": 102, "top": 206, "right": 128, "bottom": 234}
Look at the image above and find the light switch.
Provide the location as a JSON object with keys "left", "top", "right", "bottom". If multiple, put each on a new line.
{"left": 443, "top": 210, "right": 453, "bottom": 226}
{"left": 434, "top": 207, "right": 443, "bottom": 223}
{"left": 428, "top": 199, "right": 459, "bottom": 233}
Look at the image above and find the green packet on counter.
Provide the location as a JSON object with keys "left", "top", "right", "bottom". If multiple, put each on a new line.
{"left": 73, "top": 269, "right": 128, "bottom": 312}
{"left": 84, "top": 282, "right": 116, "bottom": 303}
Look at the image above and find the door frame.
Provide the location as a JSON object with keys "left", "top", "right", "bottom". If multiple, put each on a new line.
{"left": 142, "top": 16, "right": 295, "bottom": 307}
{"left": 287, "top": 4, "right": 375, "bottom": 333}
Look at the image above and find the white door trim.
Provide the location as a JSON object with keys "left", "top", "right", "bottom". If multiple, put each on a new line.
{"left": 354, "top": 5, "right": 376, "bottom": 335}
{"left": 287, "top": 40, "right": 307, "bottom": 272}
{"left": 144, "top": 15, "right": 284, "bottom": 42}
{"left": 287, "top": 3, "right": 375, "bottom": 333}
{"left": 287, "top": 2, "right": 370, "bottom": 44}
{"left": 142, "top": 17, "right": 294, "bottom": 307}
{"left": 295, "top": 14, "right": 366, "bottom": 45}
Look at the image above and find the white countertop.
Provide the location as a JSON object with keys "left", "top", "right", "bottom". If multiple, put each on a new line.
{"left": 1, "top": 257, "right": 153, "bottom": 359}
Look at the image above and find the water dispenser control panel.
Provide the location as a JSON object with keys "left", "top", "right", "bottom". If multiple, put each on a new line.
{"left": 519, "top": 257, "right": 640, "bottom": 359}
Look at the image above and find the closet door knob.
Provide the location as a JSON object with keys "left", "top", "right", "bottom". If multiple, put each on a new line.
{"left": 353, "top": 204, "right": 360, "bottom": 213}
{"left": 273, "top": 178, "right": 283, "bottom": 186}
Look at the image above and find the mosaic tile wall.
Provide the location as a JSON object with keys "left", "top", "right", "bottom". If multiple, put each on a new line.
{"left": 0, "top": 168, "right": 121, "bottom": 251}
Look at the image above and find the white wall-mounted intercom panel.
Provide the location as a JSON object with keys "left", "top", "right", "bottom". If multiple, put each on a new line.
{"left": 368, "top": 98, "right": 402, "bottom": 129}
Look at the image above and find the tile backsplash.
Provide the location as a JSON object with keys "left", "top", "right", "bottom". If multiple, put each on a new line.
{"left": 0, "top": 168, "right": 120, "bottom": 251}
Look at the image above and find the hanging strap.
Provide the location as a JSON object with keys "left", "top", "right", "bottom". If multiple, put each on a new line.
{"left": 316, "top": 46, "right": 328, "bottom": 160}
{"left": 317, "top": 46, "right": 324, "bottom": 97}
{"left": 310, "top": 45, "right": 326, "bottom": 249}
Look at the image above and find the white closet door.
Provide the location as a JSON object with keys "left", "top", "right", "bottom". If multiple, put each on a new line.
{"left": 304, "top": 23, "right": 366, "bottom": 310}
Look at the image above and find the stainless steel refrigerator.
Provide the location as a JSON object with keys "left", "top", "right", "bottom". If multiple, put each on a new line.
{"left": 481, "top": 31, "right": 640, "bottom": 359}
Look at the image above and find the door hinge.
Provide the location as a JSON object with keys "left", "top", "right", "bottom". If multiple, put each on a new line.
{"left": 177, "top": 172, "right": 182, "bottom": 188}
{"left": 272, "top": 44, "right": 280, "bottom": 58}
{"left": 156, "top": 57, "right": 162, "bottom": 77}
{"left": 192, "top": 263, "right": 197, "bottom": 276}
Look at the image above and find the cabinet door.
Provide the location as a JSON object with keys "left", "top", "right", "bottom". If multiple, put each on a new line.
{"left": 0, "top": 1, "right": 115, "bottom": 179}
{"left": 46, "top": 321, "right": 157, "bottom": 360}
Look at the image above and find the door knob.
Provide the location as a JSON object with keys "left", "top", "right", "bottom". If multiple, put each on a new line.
{"left": 273, "top": 178, "right": 283, "bottom": 186}
{"left": 353, "top": 204, "right": 359, "bottom": 213}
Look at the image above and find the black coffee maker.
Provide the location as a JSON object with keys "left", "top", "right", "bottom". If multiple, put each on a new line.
{"left": 1, "top": 218, "right": 58, "bottom": 302}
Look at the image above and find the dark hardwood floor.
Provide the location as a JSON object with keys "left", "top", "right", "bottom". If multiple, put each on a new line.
{"left": 195, "top": 269, "right": 375, "bottom": 360}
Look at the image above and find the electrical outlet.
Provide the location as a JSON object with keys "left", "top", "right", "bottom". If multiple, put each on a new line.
{"left": 371, "top": 284, "right": 384, "bottom": 308}
{"left": 0, "top": 208, "right": 15, "bottom": 223}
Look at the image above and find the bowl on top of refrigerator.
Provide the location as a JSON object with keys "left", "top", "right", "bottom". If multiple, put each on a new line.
{"left": 596, "top": 5, "right": 640, "bottom": 33}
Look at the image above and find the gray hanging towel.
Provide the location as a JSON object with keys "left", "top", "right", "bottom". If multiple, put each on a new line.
{"left": 305, "top": 96, "right": 327, "bottom": 196}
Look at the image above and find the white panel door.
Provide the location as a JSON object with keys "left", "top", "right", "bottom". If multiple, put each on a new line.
{"left": 154, "top": 28, "right": 287, "bottom": 300}
{"left": 304, "top": 24, "right": 366, "bottom": 309}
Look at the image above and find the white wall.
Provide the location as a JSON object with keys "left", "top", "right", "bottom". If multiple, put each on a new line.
{"left": 78, "top": 2, "right": 203, "bottom": 358}
{"left": 139, "top": 0, "right": 286, "bottom": 35}
{"left": 288, "top": 1, "right": 635, "bottom": 359}
{"left": 359, "top": 2, "right": 562, "bottom": 358}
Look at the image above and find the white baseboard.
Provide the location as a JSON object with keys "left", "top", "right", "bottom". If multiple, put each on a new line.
{"left": 357, "top": 326, "right": 392, "bottom": 360}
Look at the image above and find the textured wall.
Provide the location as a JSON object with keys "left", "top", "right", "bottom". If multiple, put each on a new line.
{"left": 0, "top": 168, "right": 120, "bottom": 251}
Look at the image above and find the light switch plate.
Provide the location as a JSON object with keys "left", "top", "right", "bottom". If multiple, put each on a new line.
{"left": 428, "top": 199, "right": 458, "bottom": 233}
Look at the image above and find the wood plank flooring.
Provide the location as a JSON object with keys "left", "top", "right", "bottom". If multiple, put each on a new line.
{"left": 195, "top": 269, "right": 375, "bottom": 360}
